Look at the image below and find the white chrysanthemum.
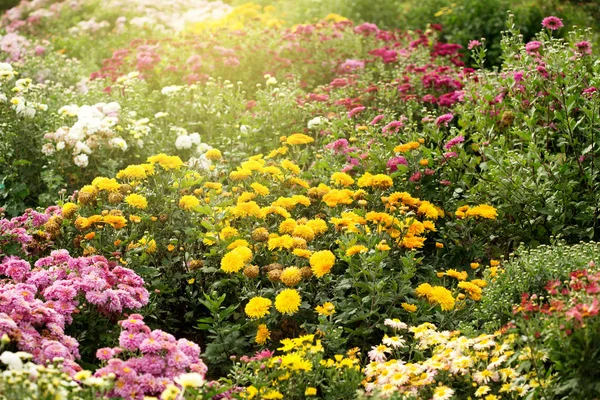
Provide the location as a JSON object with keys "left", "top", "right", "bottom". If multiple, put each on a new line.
{"left": 41, "top": 144, "right": 55, "bottom": 156}
{"left": 175, "top": 135, "right": 193, "bottom": 149}
{"left": 307, "top": 116, "right": 324, "bottom": 129}
{"left": 175, "top": 372, "right": 204, "bottom": 388}
{"left": 109, "top": 137, "right": 128, "bottom": 151}
{"left": 189, "top": 132, "right": 201, "bottom": 145}
{"left": 73, "top": 141, "right": 92, "bottom": 155}
{"left": 384, "top": 318, "right": 408, "bottom": 330}
{"left": 73, "top": 154, "right": 89, "bottom": 168}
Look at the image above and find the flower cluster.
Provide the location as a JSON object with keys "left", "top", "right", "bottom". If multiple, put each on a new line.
{"left": 94, "top": 314, "right": 208, "bottom": 398}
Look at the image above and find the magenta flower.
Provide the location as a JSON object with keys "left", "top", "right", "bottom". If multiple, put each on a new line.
{"left": 542, "top": 16, "right": 563, "bottom": 30}
{"left": 435, "top": 113, "right": 454, "bottom": 127}
{"left": 370, "top": 114, "right": 385, "bottom": 125}
{"left": 409, "top": 172, "right": 422, "bottom": 182}
{"left": 386, "top": 156, "right": 408, "bottom": 172}
{"left": 525, "top": 41, "right": 542, "bottom": 54}
{"left": 574, "top": 41, "right": 592, "bottom": 56}
{"left": 444, "top": 135, "right": 465, "bottom": 150}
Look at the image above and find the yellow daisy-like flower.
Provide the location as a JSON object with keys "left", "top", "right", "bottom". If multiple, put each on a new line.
{"left": 465, "top": 204, "right": 498, "bottom": 219}
{"left": 116, "top": 164, "right": 151, "bottom": 180}
{"left": 179, "top": 195, "right": 200, "bottom": 211}
{"left": 275, "top": 288, "right": 301, "bottom": 315}
{"left": 305, "top": 387, "right": 317, "bottom": 396}
{"left": 245, "top": 297, "right": 272, "bottom": 319}
{"left": 220, "top": 246, "right": 252, "bottom": 274}
{"left": 315, "top": 302, "right": 335, "bottom": 316}
{"left": 401, "top": 302, "right": 417, "bottom": 312}
{"left": 346, "top": 245, "right": 368, "bottom": 256}
{"left": 92, "top": 177, "right": 120, "bottom": 192}
{"left": 309, "top": 250, "right": 335, "bottom": 278}
{"left": 125, "top": 193, "right": 148, "bottom": 209}
{"left": 279, "top": 219, "right": 297, "bottom": 234}
{"left": 285, "top": 133, "right": 314, "bottom": 145}
{"left": 255, "top": 324, "right": 270, "bottom": 345}
{"left": 292, "top": 225, "right": 315, "bottom": 242}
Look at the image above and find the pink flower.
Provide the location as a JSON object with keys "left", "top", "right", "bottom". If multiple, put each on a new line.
{"left": 443, "top": 152, "right": 458, "bottom": 159}
{"left": 444, "top": 135, "right": 465, "bottom": 150}
{"left": 574, "top": 41, "right": 592, "bottom": 56}
{"left": 96, "top": 347, "right": 115, "bottom": 361}
{"left": 382, "top": 118, "right": 406, "bottom": 134}
{"left": 386, "top": 156, "right": 408, "bottom": 172}
{"left": 468, "top": 40, "right": 482, "bottom": 50}
{"left": 409, "top": 172, "right": 422, "bottom": 182}
{"left": 340, "top": 59, "right": 365, "bottom": 72}
{"left": 440, "top": 180, "right": 451, "bottom": 186}
{"left": 525, "top": 41, "right": 542, "bottom": 54}
{"left": 542, "top": 16, "right": 563, "bottom": 31}
{"left": 370, "top": 114, "right": 385, "bottom": 125}
{"left": 348, "top": 106, "right": 366, "bottom": 118}
{"left": 435, "top": 113, "right": 454, "bottom": 127}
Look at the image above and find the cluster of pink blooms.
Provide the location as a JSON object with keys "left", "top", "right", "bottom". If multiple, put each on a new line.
{"left": 95, "top": 314, "right": 207, "bottom": 399}
{"left": 0, "top": 206, "right": 60, "bottom": 255}
{"left": 0, "top": 249, "right": 149, "bottom": 373}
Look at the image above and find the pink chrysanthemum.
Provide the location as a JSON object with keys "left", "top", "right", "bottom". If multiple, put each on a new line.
{"left": 541, "top": 16, "right": 563, "bottom": 30}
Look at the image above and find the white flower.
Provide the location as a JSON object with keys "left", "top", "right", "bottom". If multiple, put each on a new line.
{"left": 197, "top": 143, "right": 212, "bottom": 153}
{"left": 73, "top": 141, "right": 92, "bottom": 155}
{"left": 0, "top": 351, "right": 23, "bottom": 370}
{"left": 433, "top": 386, "right": 454, "bottom": 400}
{"left": 382, "top": 334, "right": 406, "bottom": 349}
{"left": 101, "top": 101, "right": 121, "bottom": 116}
{"left": 0, "top": 62, "right": 16, "bottom": 80}
{"left": 154, "top": 111, "right": 169, "bottom": 118}
{"left": 161, "top": 85, "right": 183, "bottom": 95}
{"left": 56, "top": 141, "right": 66, "bottom": 151}
{"left": 188, "top": 155, "right": 211, "bottom": 171}
{"left": 189, "top": 132, "right": 201, "bottom": 145}
{"left": 175, "top": 372, "right": 205, "bottom": 388}
{"left": 307, "top": 116, "right": 324, "bottom": 129}
{"left": 175, "top": 135, "right": 193, "bottom": 150}
{"left": 109, "top": 137, "right": 128, "bottom": 151}
{"left": 73, "top": 154, "right": 89, "bottom": 168}
{"left": 367, "top": 344, "right": 391, "bottom": 362}
{"left": 41, "top": 143, "right": 55, "bottom": 156}
{"left": 0, "top": 93, "right": 6, "bottom": 102}
{"left": 240, "top": 125, "right": 249, "bottom": 134}
{"left": 384, "top": 318, "right": 408, "bottom": 330}
{"left": 265, "top": 76, "right": 277, "bottom": 86}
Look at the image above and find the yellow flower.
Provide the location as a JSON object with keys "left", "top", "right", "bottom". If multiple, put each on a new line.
{"left": 220, "top": 246, "right": 252, "bottom": 273}
{"left": 490, "top": 259, "right": 500, "bottom": 267}
{"left": 262, "top": 390, "right": 284, "bottom": 400}
{"left": 306, "top": 218, "right": 328, "bottom": 235}
{"left": 346, "top": 245, "right": 368, "bottom": 256}
{"left": 465, "top": 204, "right": 498, "bottom": 219}
{"left": 401, "top": 235, "right": 426, "bottom": 249}
{"left": 280, "top": 267, "right": 302, "bottom": 287}
{"left": 268, "top": 234, "right": 295, "bottom": 251}
{"left": 179, "top": 195, "right": 200, "bottom": 211}
{"left": 315, "top": 302, "right": 335, "bottom": 316}
{"left": 125, "top": 193, "right": 148, "bottom": 209}
{"left": 458, "top": 281, "right": 483, "bottom": 301}
{"left": 445, "top": 269, "right": 468, "bottom": 281}
{"left": 103, "top": 215, "right": 127, "bottom": 229}
{"left": 322, "top": 189, "right": 354, "bottom": 207}
{"left": 279, "top": 219, "right": 297, "bottom": 234}
{"left": 305, "top": 387, "right": 317, "bottom": 396}
{"left": 245, "top": 297, "right": 272, "bottom": 319}
{"left": 250, "top": 182, "right": 269, "bottom": 196}
{"left": 227, "top": 239, "right": 250, "bottom": 250}
{"left": 147, "top": 153, "right": 184, "bottom": 170}
{"left": 310, "top": 250, "right": 335, "bottom": 278}
{"left": 116, "top": 164, "right": 151, "bottom": 180}
{"left": 286, "top": 133, "right": 314, "bottom": 145}
{"left": 220, "top": 226, "right": 239, "bottom": 240}
{"left": 61, "top": 202, "right": 78, "bottom": 218}
{"left": 401, "top": 302, "right": 417, "bottom": 312}
{"left": 280, "top": 159, "right": 300, "bottom": 175}
{"left": 292, "top": 225, "right": 315, "bottom": 242}
{"left": 275, "top": 288, "right": 301, "bottom": 315}
{"left": 205, "top": 149, "right": 222, "bottom": 161}
{"left": 255, "top": 324, "right": 270, "bottom": 345}
{"left": 376, "top": 241, "right": 391, "bottom": 251}
{"left": 425, "top": 286, "right": 455, "bottom": 311}
{"left": 92, "top": 177, "right": 121, "bottom": 192}
{"left": 331, "top": 172, "right": 355, "bottom": 187}
{"left": 393, "top": 141, "right": 420, "bottom": 153}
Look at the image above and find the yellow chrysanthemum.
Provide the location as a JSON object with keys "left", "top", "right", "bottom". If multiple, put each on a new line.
{"left": 286, "top": 133, "right": 314, "bottom": 145}
{"left": 125, "top": 193, "right": 148, "bottom": 209}
{"left": 245, "top": 297, "right": 272, "bottom": 319}
{"left": 275, "top": 288, "right": 301, "bottom": 315}
{"left": 309, "top": 250, "right": 335, "bottom": 278}
{"left": 346, "top": 245, "right": 368, "bottom": 256}
{"left": 315, "top": 302, "right": 335, "bottom": 316}
{"left": 179, "top": 195, "right": 200, "bottom": 211}
{"left": 280, "top": 267, "right": 302, "bottom": 287}
{"left": 330, "top": 172, "right": 355, "bottom": 187}
{"left": 255, "top": 324, "right": 270, "bottom": 345}
{"left": 147, "top": 153, "right": 184, "bottom": 170}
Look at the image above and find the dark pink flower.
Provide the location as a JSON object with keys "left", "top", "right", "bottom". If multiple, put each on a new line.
{"left": 542, "top": 16, "right": 563, "bottom": 31}
{"left": 435, "top": 113, "right": 454, "bottom": 127}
